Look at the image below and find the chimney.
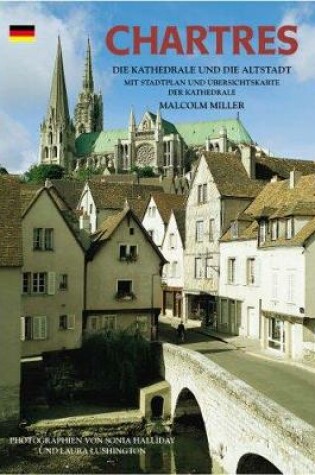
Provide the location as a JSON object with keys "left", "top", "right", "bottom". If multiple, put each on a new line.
{"left": 271, "top": 175, "right": 279, "bottom": 183}
{"left": 289, "top": 170, "right": 302, "bottom": 189}
{"left": 240, "top": 145, "right": 256, "bottom": 179}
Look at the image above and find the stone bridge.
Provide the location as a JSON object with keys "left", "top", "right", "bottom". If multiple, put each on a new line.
{"left": 160, "top": 343, "right": 315, "bottom": 474}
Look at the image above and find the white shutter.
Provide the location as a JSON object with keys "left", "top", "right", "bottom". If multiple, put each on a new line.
{"left": 68, "top": 314, "right": 75, "bottom": 330}
{"left": 20, "top": 317, "right": 25, "bottom": 341}
{"left": 33, "top": 316, "right": 47, "bottom": 340}
{"left": 255, "top": 258, "right": 261, "bottom": 286}
{"left": 47, "top": 272, "right": 56, "bottom": 295}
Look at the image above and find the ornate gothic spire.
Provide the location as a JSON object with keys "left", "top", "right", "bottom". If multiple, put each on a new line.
{"left": 47, "top": 36, "right": 70, "bottom": 123}
{"left": 83, "top": 37, "right": 94, "bottom": 92}
{"left": 129, "top": 107, "right": 136, "bottom": 131}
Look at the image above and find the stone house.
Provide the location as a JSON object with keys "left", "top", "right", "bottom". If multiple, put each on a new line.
{"left": 21, "top": 183, "right": 88, "bottom": 357}
{"left": 142, "top": 192, "right": 186, "bottom": 248}
{"left": 78, "top": 181, "right": 163, "bottom": 233}
{"left": 0, "top": 177, "right": 23, "bottom": 435}
{"left": 161, "top": 209, "right": 186, "bottom": 321}
{"left": 220, "top": 172, "right": 315, "bottom": 360}
{"left": 85, "top": 206, "right": 167, "bottom": 339}
{"left": 183, "top": 152, "right": 262, "bottom": 325}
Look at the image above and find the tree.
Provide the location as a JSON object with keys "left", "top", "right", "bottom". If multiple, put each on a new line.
{"left": 131, "top": 165, "right": 156, "bottom": 178}
{"left": 24, "top": 164, "right": 64, "bottom": 184}
{"left": 0, "top": 165, "right": 8, "bottom": 175}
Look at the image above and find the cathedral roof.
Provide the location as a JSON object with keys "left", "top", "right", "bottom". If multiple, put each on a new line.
{"left": 74, "top": 118, "right": 253, "bottom": 156}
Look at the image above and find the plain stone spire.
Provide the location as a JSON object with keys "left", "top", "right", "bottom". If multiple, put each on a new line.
{"left": 83, "top": 37, "right": 94, "bottom": 92}
{"left": 47, "top": 36, "right": 70, "bottom": 124}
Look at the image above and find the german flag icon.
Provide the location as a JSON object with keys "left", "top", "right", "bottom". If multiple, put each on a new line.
{"left": 9, "top": 25, "right": 36, "bottom": 43}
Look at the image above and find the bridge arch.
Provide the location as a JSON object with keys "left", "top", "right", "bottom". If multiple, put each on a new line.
{"left": 161, "top": 343, "right": 315, "bottom": 475}
{"left": 237, "top": 453, "right": 282, "bottom": 474}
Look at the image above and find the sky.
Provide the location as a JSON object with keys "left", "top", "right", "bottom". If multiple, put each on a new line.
{"left": 1, "top": 1, "right": 315, "bottom": 173}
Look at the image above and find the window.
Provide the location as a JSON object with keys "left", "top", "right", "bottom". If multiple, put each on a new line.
{"left": 129, "top": 227, "right": 134, "bottom": 235}
{"left": 209, "top": 219, "right": 214, "bottom": 241}
{"left": 271, "top": 220, "right": 278, "bottom": 241}
{"left": 227, "top": 258, "right": 236, "bottom": 284}
{"left": 272, "top": 271, "right": 278, "bottom": 300}
{"left": 171, "top": 261, "right": 178, "bottom": 278}
{"left": 169, "top": 233, "right": 176, "bottom": 249}
{"left": 285, "top": 217, "right": 294, "bottom": 239}
{"left": 23, "top": 272, "right": 31, "bottom": 294}
{"left": 195, "top": 258, "right": 203, "bottom": 279}
{"left": 101, "top": 315, "right": 116, "bottom": 331}
{"left": 195, "top": 220, "right": 204, "bottom": 242}
{"left": 117, "top": 280, "right": 133, "bottom": 298}
{"left": 20, "top": 316, "right": 47, "bottom": 341}
{"left": 32, "top": 273, "right": 46, "bottom": 293}
{"left": 206, "top": 258, "right": 213, "bottom": 279}
{"left": 149, "top": 206, "right": 156, "bottom": 218}
{"left": 59, "top": 274, "right": 68, "bottom": 290}
{"left": 119, "top": 244, "right": 138, "bottom": 261}
{"left": 197, "top": 184, "right": 207, "bottom": 204}
{"left": 33, "top": 228, "right": 54, "bottom": 251}
{"left": 59, "top": 315, "right": 75, "bottom": 330}
{"left": 259, "top": 221, "right": 266, "bottom": 244}
{"left": 89, "top": 204, "right": 93, "bottom": 214}
{"left": 90, "top": 316, "right": 98, "bottom": 332}
{"left": 246, "top": 258, "right": 255, "bottom": 285}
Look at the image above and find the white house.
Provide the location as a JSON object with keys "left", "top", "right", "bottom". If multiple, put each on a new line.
{"left": 142, "top": 192, "right": 186, "bottom": 248}
{"left": 183, "top": 152, "right": 262, "bottom": 327}
{"left": 161, "top": 209, "right": 185, "bottom": 321}
{"left": 220, "top": 217, "right": 261, "bottom": 338}
{"left": 220, "top": 172, "right": 315, "bottom": 361}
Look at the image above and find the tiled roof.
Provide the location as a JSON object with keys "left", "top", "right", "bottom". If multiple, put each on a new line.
{"left": 90, "top": 207, "right": 167, "bottom": 263}
{"left": 203, "top": 152, "right": 263, "bottom": 198}
{"left": 245, "top": 175, "right": 315, "bottom": 218}
{"left": 260, "top": 218, "right": 315, "bottom": 248}
{"left": 90, "top": 175, "right": 178, "bottom": 194}
{"left": 0, "top": 177, "right": 23, "bottom": 267}
{"left": 150, "top": 192, "right": 187, "bottom": 223}
{"left": 50, "top": 179, "right": 84, "bottom": 209}
{"left": 75, "top": 118, "right": 253, "bottom": 156}
{"left": 256, "top": 156, "right": 315, "bottom": 180}
{"left": 20, "top": 183, "right": 42, "bottom": 214}
{"left": 173, "top": 209, "right": 186, "bottom": 246}
{"left": 87, "top": 181, "right": 164, "bottom": 219}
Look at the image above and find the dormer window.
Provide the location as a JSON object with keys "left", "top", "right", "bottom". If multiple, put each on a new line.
{"left": 259, "top": 221, "right": 266, "bottom": 244}
{"left": 271, "top": 220, "right": 278, "bottom": 241}
{"left": 285, "top": 217, "right": 294, "bottom": 239}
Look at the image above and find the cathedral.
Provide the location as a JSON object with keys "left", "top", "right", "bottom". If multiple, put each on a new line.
{"left": 39, "top": 38, "right": 254, "bottom": 177}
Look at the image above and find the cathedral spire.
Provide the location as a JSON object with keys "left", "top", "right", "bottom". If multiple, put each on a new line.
{"left": 47, "top": 36, "right": 70, "bottom": 124}
{"left": 129, "top": 107, "right": 136, "bottom": 131}
{"left": 156, "top": 106, "right": 162, "bottom": 129}
{"left": 83, "top": 37, "right": 94, "bottom": 92}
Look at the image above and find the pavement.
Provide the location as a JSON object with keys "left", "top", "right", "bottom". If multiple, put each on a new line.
{"left": 158, "top": 322, "right": 315, "bottom": 428}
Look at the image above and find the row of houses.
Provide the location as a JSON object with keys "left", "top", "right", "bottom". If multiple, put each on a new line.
{"left": 2, "top": 147, "right": 315, "bottom": 432}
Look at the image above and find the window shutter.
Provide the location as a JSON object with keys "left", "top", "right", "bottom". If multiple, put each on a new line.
{"left": 33, "top": 317, "right": 41, "bottom": 339}
{"left": 255, "top": 258, "right": 261, "bottom": 286}
{"left": 68, "top": 314, "right": 75, "bottom": 330}
{"left": 47, "top": 272, "right": 56, "bottom": 295}
{"left": 20, "top": 317, "right": 25, "bottom": 341}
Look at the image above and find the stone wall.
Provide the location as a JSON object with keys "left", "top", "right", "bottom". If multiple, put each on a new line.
{"left": 161, "top": 343, "right": 315, "bottom": 475}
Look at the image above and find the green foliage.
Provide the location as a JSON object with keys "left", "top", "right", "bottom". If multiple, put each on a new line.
{"left": 77, "top": 330, "right": 159, "bottom": 405}
{"left": 75, "top": 166, "right": 102, "bottom": 182}
{"left": 131, "top": 165, "right": 156, "bottom": 178}
{"left": 24, "top": 164, "right": 64, "bottom": 183}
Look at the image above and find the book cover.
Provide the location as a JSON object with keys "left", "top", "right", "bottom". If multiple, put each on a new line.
{"left": 0, "top": 1, "right": 315, "bottom": 474}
